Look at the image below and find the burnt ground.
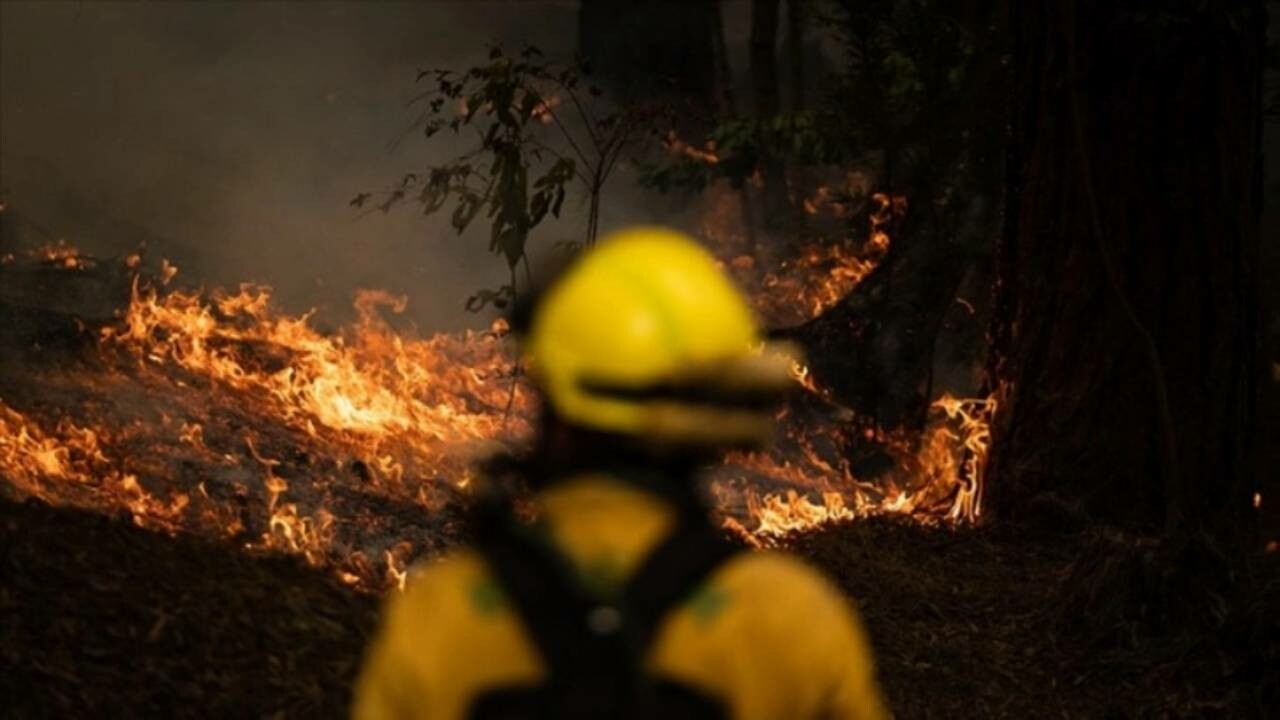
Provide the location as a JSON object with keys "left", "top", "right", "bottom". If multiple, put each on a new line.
{"left": 1, "top": 267, "right": 1277, "bottom": 718}
{"left": 3, "top": 496, "right": 1277, "bottom": 719}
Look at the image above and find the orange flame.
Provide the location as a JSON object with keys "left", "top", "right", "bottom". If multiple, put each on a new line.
{"left": 31, "top": 240, "right": 92, "bottom": 270}
{"left": 0, "top": 197, "right": 989, "bottom": 587}
{"left": 664, "top": 131, "right": 720, "bottom": 166}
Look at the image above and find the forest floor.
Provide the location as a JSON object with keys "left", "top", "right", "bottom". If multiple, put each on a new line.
{"left": 3, "top": 495, "right": 1276, "bottom": 719}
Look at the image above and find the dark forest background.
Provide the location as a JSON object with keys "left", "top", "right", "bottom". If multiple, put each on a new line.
{"left": 1, "top": 1, "right": 1279, "bottom": 717}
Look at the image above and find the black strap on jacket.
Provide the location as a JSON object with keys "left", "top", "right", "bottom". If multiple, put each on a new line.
{"left": 467, "top": 492, "right": 737, "bottom": 719}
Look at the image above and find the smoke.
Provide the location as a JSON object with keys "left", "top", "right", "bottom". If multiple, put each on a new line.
{"left": 0, "top": 1, "right": 585, "bottom": 331}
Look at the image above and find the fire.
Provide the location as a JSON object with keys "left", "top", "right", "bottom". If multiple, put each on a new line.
{"left": 0, "top": 401, "right": 105, "bottom": 490}
{"left": 789, "top": 361, "right": 824, "bottom": 397}
{"left": 752, "top": 243, "right": 882, "bottom": 325}
{"left": 930, "top": 393, "right": 997, "bottom": 522}
{"left": 718, "top": 191, "right": 905, "bottom": 327}
{"left": 867, "top": 192, "right": 905, "bottom": 252}
{"left": 100, "top": 281, "right": 528, "bottom": 457}
{"left": 31, "top": 240, "right": 92, "bottom": 270}
{"left": 385, "top": 550, "right": 409, "bottom": 592}
{"left": 664, "top": 131, "right": 720, "bottom": 166}
{"left": 0, "top": 400, "right": 189, "bottom": 531}
{"left": 0, "top": 192, "right": 990, "bottom": 588}
{"left": 702, "top": 189, "right": 988, "bottom": 543}
{"left": 1, "top": 258, "right": 532, "bottom": 589}
{"left": 713, "top": 388, "right": 995, "bottom": 546}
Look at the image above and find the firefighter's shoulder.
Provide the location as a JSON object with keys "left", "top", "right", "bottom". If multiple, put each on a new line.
{"left": 649, "top": 549, "right": 884, "bottom": 719}
{"left": 700, "top": 548, "right": 868, "bottom": 635}
{"left": 389, "top": 547, "right": 535, "bottom": 641}
{"left": 372, "top": 548, "right": 542, "bottom": 707}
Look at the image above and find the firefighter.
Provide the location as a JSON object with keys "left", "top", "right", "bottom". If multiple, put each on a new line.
{"left": 353, "top": 227, "right": 888, "bottom": 720}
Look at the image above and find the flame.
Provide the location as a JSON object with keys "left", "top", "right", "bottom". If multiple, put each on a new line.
{"left": 385, "top": 550, "right": 409, "bottom": 592}
{"left": 929, "top": 393, "right": 997, "bottom": 522}
{"left": 0, "top": 400, "right": 188, "bottom": 530}
{"left": 789, "top": 361, "right": 823, "bottom": 397}
{"left": 700, "top": 186, "right": 987, "bottom": 542}
{"left": 0, "top": 192, "right": 990, "bottom": 588}
{"left": 713, "top": 190, "right": 906, "bottom": 327}
{"left": 2, "top": 259, "right": 531, "bottom": 589}
{"left": 713, "top": 386, "right": 995, "bottom": 545}
{"left": 99, "top": 281, "right": 528, "bottom": 453}
{"left": 31, "top": 240, "right": 92, "bottom": 270}
{"left": 664, "top": 131, "right": 720, "bottom": 166}
{"left": 752, "top": 243, "right": 882, "bottom": 325}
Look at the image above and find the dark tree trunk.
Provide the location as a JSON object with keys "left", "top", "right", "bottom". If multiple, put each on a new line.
{"left": 710, "top": 2, "right": 736, "bottom": 115}
{"left": 750, "top": 0, "right": 795, "bottom": 237}
{"left": 750, "top": 0, "right": 782, "bottom": 117}
{"left": 988, "top": 0, "right": 1265, "bottom": 549}
{"left": 577, "top": 0, "right": 719, "bottom": 130}
{"left": 786, "top": 0, "right": 806, "bottom": 111}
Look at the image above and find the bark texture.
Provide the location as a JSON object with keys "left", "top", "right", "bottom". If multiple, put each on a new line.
{"left": 988, "top": 0, "right": 1265, "bottom": 543}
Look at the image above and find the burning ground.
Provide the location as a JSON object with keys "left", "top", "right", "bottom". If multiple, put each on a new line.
{"left": 1, "top": 240, "right": 1273, "bottom": 718}
{"left": 0, "top": 206, "right": 993, "bottom": 595}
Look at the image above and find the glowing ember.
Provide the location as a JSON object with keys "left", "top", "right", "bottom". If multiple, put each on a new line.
{"left": 664, "top": 130, "right": 720, "bottom": 166}
{"left": 31, "top": 240, "right": 93, "bottom": 270}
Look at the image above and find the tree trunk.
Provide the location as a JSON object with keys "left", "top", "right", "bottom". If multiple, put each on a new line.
{"left": 786, "top": 0, "right": 805, "bottom": 112}
{"left": 710, "top": 2, "right": 737, "bottom": 115}
{"left": 750, "top": 0, "right": 782, "bottom": 119}
{"left": 750, "top": 0, "right": 795, "bottom": 237}
{"left": 987, "top": 0, "right": 1265, "bottom": 549}
{"left": 577, "top": 0, "right": 719, "bottom": 129}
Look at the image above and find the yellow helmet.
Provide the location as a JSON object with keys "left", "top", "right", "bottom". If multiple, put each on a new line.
{"left": 523, "top": 226, "right": 797, "bottom": 445}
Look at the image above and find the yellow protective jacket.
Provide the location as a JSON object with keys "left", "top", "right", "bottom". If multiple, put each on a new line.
{"left": 353, "top": 475, "right": 888, "bottom": 720}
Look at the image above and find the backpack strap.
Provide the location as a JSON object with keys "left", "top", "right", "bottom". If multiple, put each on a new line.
{"left": 620, "top": 511, "right": 738, "bottom": 656}
{"left": 468, "top": 494, "right": 738, "bottom": 718}
{"left": 471, "top": 498, "right": 607, "bottom": 678}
